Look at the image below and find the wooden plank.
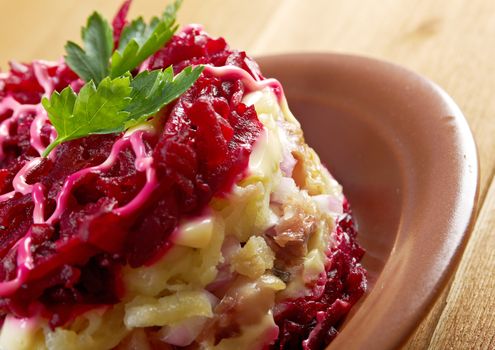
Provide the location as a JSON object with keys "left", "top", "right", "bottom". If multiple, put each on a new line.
{"left": 405, "top": 281, "right": 451, "bottom": 349}
{"left": 0, "top": 0, "right": 281, "bottom": 68}
{"left": 428, "top": 176, "right": 495, "bottom": 349}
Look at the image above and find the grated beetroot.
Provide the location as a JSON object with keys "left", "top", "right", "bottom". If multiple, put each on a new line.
{"left": 148, "top": 25, "right": 263, "bottom": 80}
{"left": 272, "top": 200, "right": 366, "bottom": 350}
{"left": 112, "top": 0, "right": 132, "bottom": 48}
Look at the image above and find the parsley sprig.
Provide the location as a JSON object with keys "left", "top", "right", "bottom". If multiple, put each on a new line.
{"left": 65, "top": 0, "right": 182, "bottom": 84}
{"left": 42, "top": 0, "right": 204, "bottom": 157}
{"left": 42, "top": 66, "right": 203, "bottom": 157}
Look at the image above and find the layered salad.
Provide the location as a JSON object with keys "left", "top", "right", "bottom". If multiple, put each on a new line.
{"left": 0, "top": 1, "right": 366, "bottom": 349}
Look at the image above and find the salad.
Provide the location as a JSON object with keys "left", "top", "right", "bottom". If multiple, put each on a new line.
{"left": 0, "top": 1, "right": 366, "bottom": 349}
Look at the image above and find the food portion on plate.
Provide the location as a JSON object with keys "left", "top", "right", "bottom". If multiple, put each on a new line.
{"left": 0, "top": 1, "right": 366, "bottom": 349}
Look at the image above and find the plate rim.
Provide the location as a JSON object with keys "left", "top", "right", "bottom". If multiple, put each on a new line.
{"left": 256, "top": 52, "right": 480, "bottom": 350}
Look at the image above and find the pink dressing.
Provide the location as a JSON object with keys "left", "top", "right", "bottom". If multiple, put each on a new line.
{"left": 0, "top": 61, "right": 58, "bottom": 297}
{"left": 31, "top": 61, "right": 55, "bottom": 155}
{"left": 32, "top": 183, "right": 46, "bottom": 224}
{"left": 0, "top": 128, "right": 158, "bottom": 296}
{"left": 203, "top": 65, "right": 284, "bottom": 101}
{"left": 12, "top": 158, "right": 42, "bottom": 195}
{"left": 45, "top": 129, "right": 156, "bottom": 225}
{"left": 0, "top": 236, "right": 33, "bottom": 296}
{"left": 0, "top": 97, "right": 38, "bottom": 160}
{"left": 114, "top": 130, "right": 158, "bottom": 216}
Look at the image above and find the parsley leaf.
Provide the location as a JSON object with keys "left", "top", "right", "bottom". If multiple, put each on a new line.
{"left": 42, "top": 65, "right": 203, "bottom": 156}
{"left": 124, "top": 65, "right": 204, "bottom": 128}
{"left": 43, "top": 1, "right": 203, "bottom": 157}
{"left": 42, "top": 76, "right": 132, "bottom": 156}
{"left": 110, "top": 0, "right": 182, "bottom": 78}
{"left": 65, "top": 12, "right": 113, "bottom": 84}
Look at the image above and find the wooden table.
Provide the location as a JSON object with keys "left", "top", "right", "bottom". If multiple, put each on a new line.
{"left": 0, "top": 0, "right": 494, "bottom": 348}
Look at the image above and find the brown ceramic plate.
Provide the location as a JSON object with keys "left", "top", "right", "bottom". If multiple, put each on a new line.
{"left": 257, "top": 53, "right": 479, "bottom": 350}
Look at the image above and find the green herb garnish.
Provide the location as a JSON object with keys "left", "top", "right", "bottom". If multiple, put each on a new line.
{"left": 65, "top": 12, "right": 113, "bottom": 84}
{"left": 110, "top": 0, "right": 181, "bottom": 78}
{"left": 42, "top": 66, "right": 203, "bottom": 157}
{"left": 125, "top": 65, "right": 203, "bottom": 128}
{"left": 65, "top": 0, "right": 182, "bottom": 84}
{"left": 43, "top": 0, "right": 203, "bottom": 156}
{"left": 42, "top": 76, "right": 131, "bottom": 156}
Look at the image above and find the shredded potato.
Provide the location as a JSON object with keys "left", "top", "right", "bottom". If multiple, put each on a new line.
{"left": 44, "top": 307, "right": 127, "bottom": 350}
{"left": 232, "top": 236, "right": 275, "bottom": 279}
{"left": 124, "top": 291, "right": 213, "bottom": 328}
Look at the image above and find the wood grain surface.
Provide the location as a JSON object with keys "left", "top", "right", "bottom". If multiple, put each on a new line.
{"left": 0, "top": 0, "right": 494, "bottom": 348}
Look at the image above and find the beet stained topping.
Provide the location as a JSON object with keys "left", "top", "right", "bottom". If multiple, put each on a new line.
{"left": 0, "top": 23, "right": 263, "bottom": 327}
